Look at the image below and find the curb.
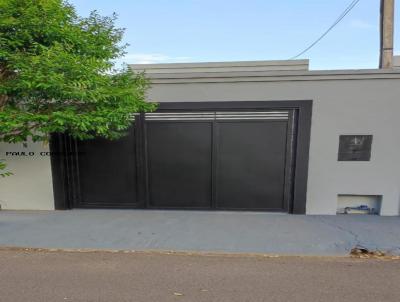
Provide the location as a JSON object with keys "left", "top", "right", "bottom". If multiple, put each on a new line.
{"left": 1, "top": 245, "right": 399, "bottom": 260}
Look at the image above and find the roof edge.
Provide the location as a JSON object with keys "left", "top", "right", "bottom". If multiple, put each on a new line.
{"left": 136, "top": 68, "right": 400, "bottom": 84}
{"left": 130, "top": 59, "right": 309, "bottom": 74}
{"left": 130, "top": 59, "right": 309, "bottom": 70}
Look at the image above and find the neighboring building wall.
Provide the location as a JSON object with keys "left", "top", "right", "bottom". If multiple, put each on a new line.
{"left": 0, "top": 141, "right": 54, "bottom": 210}
{"left": 140, "top": 69, "right": 400, "bottom": 216}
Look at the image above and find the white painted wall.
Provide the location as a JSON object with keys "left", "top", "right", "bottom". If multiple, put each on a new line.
{"left": 0, "top": 141, "right": 54, "bottom": 210}
{"left": 144, "top": 76, "right": 400, "bottom": 216}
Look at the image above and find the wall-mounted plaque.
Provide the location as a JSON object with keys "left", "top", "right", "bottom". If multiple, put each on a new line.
{"left": 338, "top": 135, "right": 372, "bottom": 161}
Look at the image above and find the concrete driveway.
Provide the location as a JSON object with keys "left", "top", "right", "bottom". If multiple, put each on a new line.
{"left": 0, "top": 209, "right": 399, "bottom": 256}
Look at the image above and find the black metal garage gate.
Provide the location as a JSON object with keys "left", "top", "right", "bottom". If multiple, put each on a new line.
{"left": 50, "top": 101, "right": 312, "bottom": 214}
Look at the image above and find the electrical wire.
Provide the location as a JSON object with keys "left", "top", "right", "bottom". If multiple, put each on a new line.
{"left": 290, "top": 0, "right": 362, "bottom": 60}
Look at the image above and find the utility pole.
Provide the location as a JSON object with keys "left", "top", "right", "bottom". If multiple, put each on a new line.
{"left": 380, "top": 0, "right": 395, "bottom": 68}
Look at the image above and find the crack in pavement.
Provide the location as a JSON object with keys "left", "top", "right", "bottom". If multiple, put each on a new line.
{"left": 314, "top": 216, "right": 362, "bottom": 250}
{"left": 315, "top": 217, "right": 400, "bottom": 255}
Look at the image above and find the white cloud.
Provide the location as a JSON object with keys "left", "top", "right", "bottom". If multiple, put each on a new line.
{"left": 122, "top": 53, "right": 192, "bottom": 64}
{"left": 349, "top": 19, "right": 375, "bottom": 30}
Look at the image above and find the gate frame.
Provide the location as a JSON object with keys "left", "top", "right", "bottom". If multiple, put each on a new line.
{"left": 50, "top": 100, "right": 312, "bottom": 214}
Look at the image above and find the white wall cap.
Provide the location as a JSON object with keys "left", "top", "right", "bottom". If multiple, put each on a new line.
{"left": 130, "top": 59, "right": 309, "bottom": 74}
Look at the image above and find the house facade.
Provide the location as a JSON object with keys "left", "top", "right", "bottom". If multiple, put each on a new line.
{"left": 1, "top": 59, "right": 400, "bottom": 215}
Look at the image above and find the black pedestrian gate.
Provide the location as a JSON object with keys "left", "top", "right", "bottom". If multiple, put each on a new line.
{"left": 50, "top": 101, "right": 312, "bottom": 214}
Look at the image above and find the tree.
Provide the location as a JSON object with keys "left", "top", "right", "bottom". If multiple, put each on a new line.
{"left": 0, "top": 0, "right": 156, "bottom": 146}
{"left": 0, "top": 159, "right": 12, "bottom": 177}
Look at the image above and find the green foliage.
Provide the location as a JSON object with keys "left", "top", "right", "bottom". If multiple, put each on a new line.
{"left": 0, "top": 0, "right": 156, "bottom": 144}
{"left": 0, "top": 159, "right": 12, "bottom": 177}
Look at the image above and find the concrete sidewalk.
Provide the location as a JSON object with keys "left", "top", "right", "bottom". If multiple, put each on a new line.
{"left": 0, "top": 210, "right": 399, "bottom": 256}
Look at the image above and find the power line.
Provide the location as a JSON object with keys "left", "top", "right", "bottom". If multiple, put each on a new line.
{"left": 290, "top": 0, "right": 362, "bottom": 60}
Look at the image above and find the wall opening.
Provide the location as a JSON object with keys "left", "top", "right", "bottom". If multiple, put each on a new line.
{"left": 337, "top": 194, "right": 382, "bottom": 215}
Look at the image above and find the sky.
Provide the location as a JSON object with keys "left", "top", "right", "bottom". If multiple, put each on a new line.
{"left": 69, "top": 0, "right": 399, "bottom": 70}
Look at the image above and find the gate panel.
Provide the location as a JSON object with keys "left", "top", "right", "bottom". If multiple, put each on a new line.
{"left": 215, "top": 121, "right": 289, "bottom": 210}
{"left": 76, "top": 127, "right": 138, "bottom": 207}
{"left": 146, "top": 122, "right": 213, "bottom": 208}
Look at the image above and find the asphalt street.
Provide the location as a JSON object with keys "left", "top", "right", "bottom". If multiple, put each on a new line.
{"left": 1, "top": 249, "right": 399, "bottom": 302}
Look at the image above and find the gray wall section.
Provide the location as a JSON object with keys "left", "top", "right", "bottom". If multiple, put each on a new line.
{"left": 0, "top": 141, "right": 54, "bottom": 210}
{"left": 144, "top": 78, "right": 400, "bottom": 216}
